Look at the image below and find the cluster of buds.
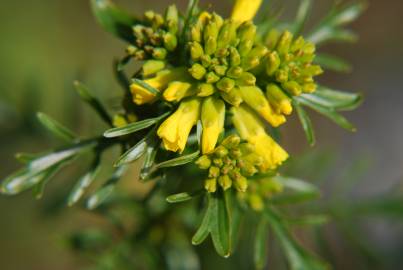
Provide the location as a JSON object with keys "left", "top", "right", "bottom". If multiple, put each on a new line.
{"left": 262, "top": 30, "right": 323, "bottom": 97}
{"left": 195, "top": 135, "right": 264, "bottom": 193}
{"left": 187, "top": 13, "right": 268, "bottom": 106}
{"left": 126, "top": 5, "right": 179, "bottom": 64}
{"left": 238, "top": 177, "right": 283, "bottom": 211}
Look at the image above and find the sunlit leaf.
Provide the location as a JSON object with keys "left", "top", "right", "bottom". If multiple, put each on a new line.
{"left": 32, "top": 165, "right": 63, "bottom": 199}
{"left": 68, "top": 158, "right": 101, "bottom": 206}
{"left": 295, "top": 96, "right": 356, "bottom": 131}
{"left": 155, "top": 151, "right": 200, "bottom": 169}
{"left": 270, "top": 176, "right": 320, "bottom": 204}
{"left": 292, "top": 0, "right": 312, "bottom": 35}
{"left": 303, "top": 86, "right": 362, "bottom": 111}
{"left": 315, "top": 53, "right": 352, "bottom": 73}
{"left": 264, "top": 208, "right": 329, "bottom": 270}
{"left": 90, "top": 0, "right": 138, "bottom": 42}
{"left": 114, "top": 138, "right": 148, "bottom": 166}
{"left": 37, "top": 112, "right": 76, "bottom": 142}
{"left": 86, "top": 166, "right": 127, "bottom": 210}
{"left": 294, "top": 100, "right": 315, "bottom": 146}
{"left": 104, "top": 112, "right": 169, "bottom": 138}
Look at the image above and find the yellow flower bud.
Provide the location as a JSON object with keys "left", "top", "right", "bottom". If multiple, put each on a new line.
{"left": 234, "top": 175, "right": 248, "bottom": 192}
{"left": 201, "top": 97, "right": 225, "bottom": 154}
{"left": 282, "top": 81, "right": 302, "bottom": 96}
{"left": 266, "top": 51, "right": 280, "bottom": 76}
{"left": 142, "top": 60, "right": 165, "bottom": 76}
{"left": 231, "top": 105, "right": 288, "bottom": 171}
{"left": 220, "top": 87, "right": 243, "bottom": 107}
{"left": 266, "top": 83, "right": 292, "bottom": 115}
{"left": 157, "top": 98, "right": 201, "bottom": 152}
{"left": 195, "top": 155, "right": 211, "bottom": 169}
{"left": 239, "top": 86, "right": 286, "bottom": 127}
{"left": 218, "top": 175, "right": 232, "bottom": 191}
{"left": 163, "top": 81, "right": 196, "bottom": 102}
{"left": 197, "top": 83, "right": 215, "bottom": 97}
{"left": 205, "top": 178, "right": 217, "bottom": 193}
{"left": 231, "top": 0, "right": 262, "bottom": 22}
{"left": 130, "top": 67, "right": 187, "bottom": 105}
{"left": 249, "top": 193, "right": 264, "bottom": 211}
{"left": 189, "top": 63, "right": 206, "bottom": 80}
{"left": 189, "top": 42, "right": 204, "bottom": 60}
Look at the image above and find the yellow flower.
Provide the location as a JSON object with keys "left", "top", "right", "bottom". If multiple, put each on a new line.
{"left": 231, "top": 0, "right": 262, "bottom": 22}
{"left": 157, "top": 98, "right": 201, "bottom": 152}
{"left": 231, "top": 104, "right": 288, "bottom": 171}
{"left": 239, "top": 86, "right": 286, "bottom": 127}
{"left": 163, "top": 81, "right": 197, "bottom": 102}
{"left": 130, "top": 67, "right": 187, "bottom": 105}
{"left": 201, "top": 97, "right": 225, "bottom": 154}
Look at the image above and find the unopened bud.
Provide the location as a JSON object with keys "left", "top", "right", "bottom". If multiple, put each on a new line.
{"left": 163, "top": 33, "right": 177, "bottom": 51}
{"left": 218, "top": 175, "right": 232, "bottom": 190}
{"left": 226, "top": 66, "right": 243, "bottom": 78}
{"left": 266, "top": 51, "right": 281, "bottom": 76}
{"left": 152, "top": 47, "right": 167, "bottom": 60}
{"left": 221, "top": 134, "right": 241, "bottom": 149}
{"left": 190, "top": 42, "right": 204, "bottom": 60}
{"left": 195, "top": 155, "right": 211, "bottom": 169}
{"left": 234, "top": 176, "right": 248, "bottom": 192}
{"left": 142, "top": 60, "right": 166, "bottom": 76}
{"left": 249, "top": 193, "right": 264, "bottom": 211}
{"left": 237, "top": 72, "right": 256, "bottom": 86}
{"left": 217, "top": 77, "right": 235, "bottom": 92}
{"left": 204, "top": 178, "right": 217, "bottom": 193}
{"left": 189, "top": 63, "right": 206, "bottom": 80}
{"left": 214, "top": 145, "right": 228, "bottom": 157}
{"left": 197, "top": 83, "right": 215, "bottom": 97}
{"left": 220, "top": 87, "right": 243, "bottom": 106}
{"left": 282, "top": 81, "right": 302, "bottom": 95}
{"left": 205, "top": 72, "right": 220, "bottom": 84}
{"left": 209, "top": 166, "right": 221, "bottom": 178}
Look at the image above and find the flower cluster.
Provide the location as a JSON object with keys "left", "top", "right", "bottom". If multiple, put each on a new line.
{"left": 195, "top": 134, "right": 264, "bottom": 193}
{"left": 126, "top": 5, "right": 179, "bottom": 61}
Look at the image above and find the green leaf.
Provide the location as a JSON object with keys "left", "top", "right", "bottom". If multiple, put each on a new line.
{"left": 90, "top": 0, "right": 138, "bottom": 42}
{"left": 131, "top": 78, "right": 160, "bottom": 96}
{"left": 67, "top": 158, "right": 101, "bottom": 206}
{"left": 210, "top": 193, "right": 231, "bottom": 257}
{"left": 166, "top": 190, "right": 203, "bottom": 203}
{"left": 326, "top": 1, "right": 367, "bottom": 27}
{"left": 74, "top": 81, "right": 112, "bottom": 126}
{"left": 104, "top": 112, "right": 169, "bottom": 138}
{"left": 192, "top": 196, "right": 213, "bottom": 245}
{"left": 32, "top": 165, "right": 63, "bottom": 199}
{"left": 264, "top": 208, "right": 329, "bottom": 270}
{"left": 140, "top": 140, "right": 158, "bottom": 180}
{"left": 86, "top": 166, "right": 127, "bottom": 210}
{"left": 254, "top": 217, "right": 269, "bottom": 270}
{"left": 1, "top": 169, "right": 48, "bottom": 195}
{"left": 294, "top": 101, "right": 315, "bottom": 146}
{"left": 28, "top": 141, "right": 96, "bottom": 172}
{"left": 37, "top": 112, "right": 76, "bottom": 142}
{"left": 303, "top": 86, "right": 362, "bottom": 111}
{"left": 292, "top": 0, "right": 312, "bottom": 35}
{"left": 285, "top": 214, "right": 330, "bottom": 226}
{"left": 114, "top": 138, "right": 148, "bottom": 167}
{"left": 155, "top": 150, "right": 200, "bottom": 169}
{"left": 314, "top": 53, "right": 352, "bottom": 73}
{"left": 295, "top": 96, "right": 356, "bottom": 132}
{"left": 15, "top": 152, "right": 43, "bottom": 164}
{"left": 270, "top": 176, "right": 320, "bottom": 204}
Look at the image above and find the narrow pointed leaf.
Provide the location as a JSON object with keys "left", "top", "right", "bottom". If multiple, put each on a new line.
{"left": 270, "top": 176, "right": 320, "bottom": 204}
{"left": 74, "top": 81, "right": 112, "bottom": 126}
{"left": 303, "top": 86, "right": 362, "bottom": 111}
{"left": 1, "top": 169, "right": 46, "bottom": 195}
{"left": 114, "top": 138, "right": 148, "bottom": 166}
{"left": 37, "top": 112, "right": 76, "bottom": 142}
{"left": 192, "top": 196, "right": 213, "bottom": 245}
{"left": 86, "top": 166, "right": 127, "bottom": 210}
{"left": 68, "top": 158, "right": 101, "bottom": 206}
{"left": 140, "top": 140, "right": 158, "bottom": 180}
{"left": 210, "top": 193, "right": 231, "bottom": 257}
{"left": 327, "top": 1, "right": 367, "bottom": 27}
{"left": 166, "top": 190, "right": 203, "bottom": 203}
{"left": 264, "top": 208, "right": 329, "bottom": 270}
{"left": 292, "top": 0, "right": 312, "bottom": 35}
{"left": 294, "top": 101, "right": 315, "bottom": 146}
{"left": 28, "top": 141, "right": 96, "bottom": 172}
{"left": 254, "top": 217, "right": 269, "bottom": 270}
{"left": 90, "top": 0, "right": 138, "bottom": 42}
{"left": 32, "top": 165, "right": 62, "bottom": 199}
{"left": 295, "top": 96, "right": 356, "bottom": 131}
{"left": 104, "top": 112, "right": 169, "bottom": 138}
{"left": 155, "top": 150, "right": 200, "bottom": 169}
{"left": 315, "top": 53, "right": 352, "bottom": 73}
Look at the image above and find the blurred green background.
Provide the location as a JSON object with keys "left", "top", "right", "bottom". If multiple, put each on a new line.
{"left": 1, "top": 0, "right": 402, "bottom": 269}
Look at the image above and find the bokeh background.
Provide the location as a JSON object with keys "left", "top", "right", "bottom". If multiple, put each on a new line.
{"left": 0, "top": 0, "right": 402, "bottom": 269}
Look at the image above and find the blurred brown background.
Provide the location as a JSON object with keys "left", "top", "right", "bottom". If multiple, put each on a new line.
{"left": 0, "top": 0, "right": 402, "bottom": 269}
